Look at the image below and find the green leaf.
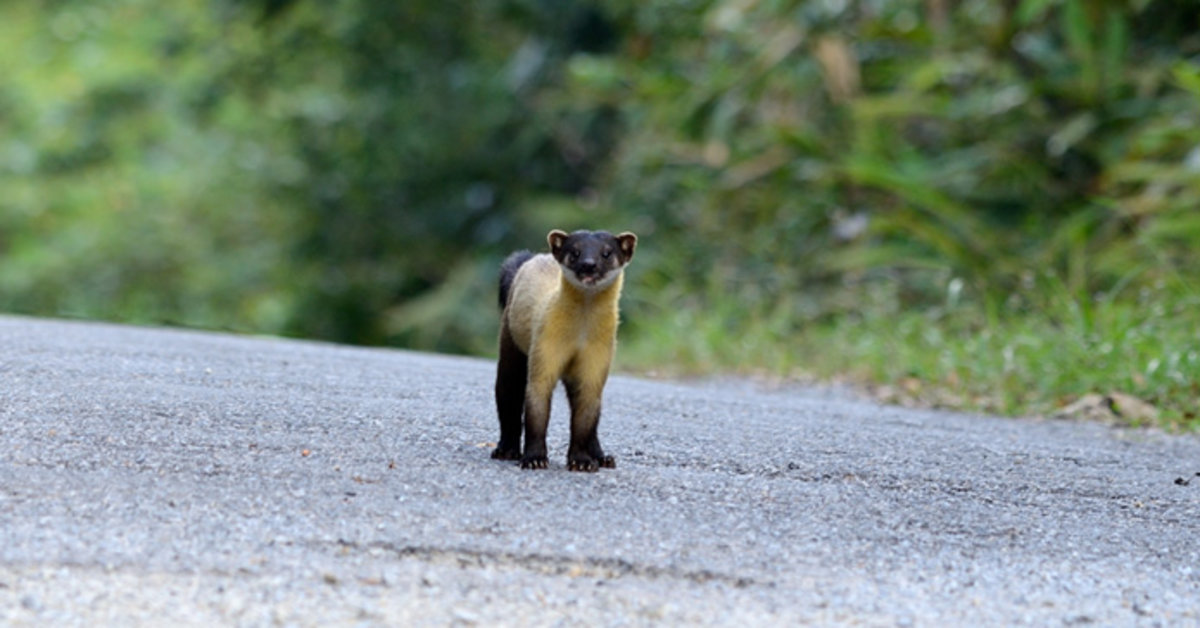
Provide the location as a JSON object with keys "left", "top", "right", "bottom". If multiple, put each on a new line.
{"left": 1016, "top": 0, "right": 1059, "bottom": 26}
{"left": 1171, "top": 62, "right": 1200, "bottom": 97}
{"left": 1099, "top": 7, "right": 1127, "bottom": 99}
{"left": 1063, "top": 0, "right": 1096, "bottom": 99}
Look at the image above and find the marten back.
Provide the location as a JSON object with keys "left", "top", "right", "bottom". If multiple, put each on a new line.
{"left": 498, "top": 250, "right": 535, "bottom": 309}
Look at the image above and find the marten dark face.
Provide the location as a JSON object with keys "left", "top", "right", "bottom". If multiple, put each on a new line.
{"left": 548, "top": 229, "right": 637, "bottom": 291}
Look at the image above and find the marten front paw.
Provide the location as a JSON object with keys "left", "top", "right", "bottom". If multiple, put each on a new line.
{"left": 520, "top": 455, "right": 548, "bottom": 470}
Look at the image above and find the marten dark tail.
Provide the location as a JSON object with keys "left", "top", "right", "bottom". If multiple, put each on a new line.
{"left": 498, "top": 250, "right": 535, "bottom": 309}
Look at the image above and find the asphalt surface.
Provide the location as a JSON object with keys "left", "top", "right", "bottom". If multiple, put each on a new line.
{"left": 1, "top": 315, "right": 1198, "bottom": 626}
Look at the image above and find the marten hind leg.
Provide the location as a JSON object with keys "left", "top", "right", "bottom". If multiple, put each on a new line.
{"left": 492, "top": 327, "right": 525, "bottom": 461}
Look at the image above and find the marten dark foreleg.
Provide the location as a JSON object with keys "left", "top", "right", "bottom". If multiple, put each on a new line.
{"left": 520, "top": 352, "right": 559, "bottom": 469}
{"left": 520, "top": 390, "right": 551, "bottom": 469}
{"left": 492, "top": 326, "right": 526, "bottom": 461}
{"left": 564, "top": 374, "right": 615, "bottom": 472}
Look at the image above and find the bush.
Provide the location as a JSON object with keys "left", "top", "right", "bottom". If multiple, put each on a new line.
{"left": 1, "top": 0, "right": 1196, "bottom": 423}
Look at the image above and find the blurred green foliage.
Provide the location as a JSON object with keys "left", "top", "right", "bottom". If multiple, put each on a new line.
{"left": 1, "top": 0, "right": 1197, "bottom": 422}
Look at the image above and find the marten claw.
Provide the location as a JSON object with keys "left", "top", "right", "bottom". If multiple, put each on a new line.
{"left": 567, "top": 458, "right": 599, "bottom": 472}
{"left": 599, "top": 455, "right": 615, "bottom": 469}
{"left": 520, "top": 456, "right": 548, "bottom": 470}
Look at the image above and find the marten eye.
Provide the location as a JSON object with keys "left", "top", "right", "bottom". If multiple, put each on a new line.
{"left": 568, "top": 251, "right": 579, "bottom": 261}
{"left": 602, "top": 249, "right": 612, "bottom": 259}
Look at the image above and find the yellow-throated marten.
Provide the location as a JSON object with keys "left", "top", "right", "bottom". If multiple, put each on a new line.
{"left": 492, "top": 229, "right": 637, "bottom": 471}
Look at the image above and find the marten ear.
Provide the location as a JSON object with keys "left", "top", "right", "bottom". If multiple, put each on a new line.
{"left": 547, "top": 229, "right": 569, "bottom": 261}
{"left": 616, "top": 232, "right": 637, "bottom": 263}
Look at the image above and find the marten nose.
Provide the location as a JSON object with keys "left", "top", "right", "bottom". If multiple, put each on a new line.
{"left": 577, "top": 259, "right": 597, "bottom": 274}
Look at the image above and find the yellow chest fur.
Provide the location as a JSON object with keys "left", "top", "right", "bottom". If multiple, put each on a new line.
{"left": 504, "top": 254, "right": 622, "bottom": 379}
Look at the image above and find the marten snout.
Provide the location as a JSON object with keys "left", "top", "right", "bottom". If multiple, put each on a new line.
{"left": 575, "top": 259, "right": 599, "bottom": 276}
{"left": 569, "top": 257, "right": 606, "bottom": 287}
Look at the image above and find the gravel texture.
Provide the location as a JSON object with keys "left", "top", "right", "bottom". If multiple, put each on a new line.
{"left": 1, "top": 315, "right": 1198, "bottom": 626}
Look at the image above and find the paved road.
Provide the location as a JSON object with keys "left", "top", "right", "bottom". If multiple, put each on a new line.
{"left": 1, "top": 315, "right": 1198, "bottom": 626}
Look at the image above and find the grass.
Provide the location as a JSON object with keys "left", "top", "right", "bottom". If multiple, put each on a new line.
{"left": 621, "top": 280, "right": 1200, "bottom": 431}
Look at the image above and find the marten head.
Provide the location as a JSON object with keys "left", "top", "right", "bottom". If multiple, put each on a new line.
{"left": 548, "top": 229, "right": 637, "bottom": 292}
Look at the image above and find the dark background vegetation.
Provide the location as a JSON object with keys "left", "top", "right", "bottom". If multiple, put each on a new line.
{"left": 1, "top": 0, "right": 1197, "bottom": 425}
